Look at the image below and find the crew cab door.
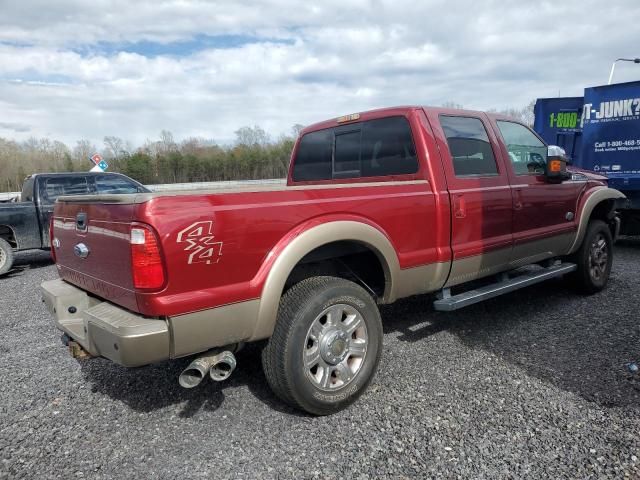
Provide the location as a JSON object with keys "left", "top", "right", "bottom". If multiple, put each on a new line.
{"left": 425, "top": 111, "right": 513, "bottom": 287}
{"left": 490, "top": 119, "right": 584, "bottom": 264}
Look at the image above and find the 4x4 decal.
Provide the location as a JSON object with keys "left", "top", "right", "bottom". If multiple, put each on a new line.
{"left": 176, "top": 221, "right": 223, "bottom": 265}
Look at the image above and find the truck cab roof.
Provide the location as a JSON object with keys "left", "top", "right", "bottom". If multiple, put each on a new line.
{"left": 301, "top": 106, "right": 521, "bottom": 136}
{"left": 26, "top": 171, "right": 148, "bottom": 184}
{"left": 21, "top": 172, "right": 150, "bottom": 200}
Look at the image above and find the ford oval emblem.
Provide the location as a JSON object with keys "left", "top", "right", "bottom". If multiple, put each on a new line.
{"left": 74, "top": 243, "right": 90, "bottom": 259}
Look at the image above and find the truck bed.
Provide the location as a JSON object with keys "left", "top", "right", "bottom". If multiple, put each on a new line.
{"left": 54, "top": 180, "right": 439, "bottom": 317}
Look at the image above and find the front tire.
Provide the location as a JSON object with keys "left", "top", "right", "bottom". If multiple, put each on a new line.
{"left": 568, "top": 219, "right": 613, "bottom": 294}
{"left": 262, "top": 276, "right": 383, "bottom": 415}
{"left": 0, "top": 238, "right": 14, "bottom": 275}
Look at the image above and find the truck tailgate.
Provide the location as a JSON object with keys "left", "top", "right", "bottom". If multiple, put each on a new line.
{"left": 53, "top": 196, "right": 138, "bottom": 312}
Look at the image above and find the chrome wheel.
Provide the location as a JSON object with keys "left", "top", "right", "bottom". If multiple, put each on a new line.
{"left": 303, "top": 304, "right": 368, "bottom": 391}
{"left": 0, "top": 246, "right": 5, "bottom": 270}
{"left": 589, "top": 233, "right": 609, "bottom": 282}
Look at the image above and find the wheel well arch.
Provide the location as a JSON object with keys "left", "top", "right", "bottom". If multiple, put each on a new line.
{"left": 590, "top": 198, "right": 616, "bottom": 222}
{"left": 0, "top": 225, "right": 17, "bottom": 249}
{"left": 249, "top": 220, "right": 400, "bottom": 341}
{"left": 283, "top": 240, "right": 387, "bottom": 298}
{"left": 567, "top": 187, "right": 625, "bottom": 254}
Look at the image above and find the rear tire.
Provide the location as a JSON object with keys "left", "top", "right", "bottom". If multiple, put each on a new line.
{"left": 568, "top": 219, "right": 613, "bottom": 294}
{"left": 262, "top": 276, "right": 383, "bottom": 415}
{"left": 0, "top": 238, "right": 14, "bottom": 275}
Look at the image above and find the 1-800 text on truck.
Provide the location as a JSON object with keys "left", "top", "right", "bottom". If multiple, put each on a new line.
{"left": 41, "top": 106, "right": 624, "bottom": 415}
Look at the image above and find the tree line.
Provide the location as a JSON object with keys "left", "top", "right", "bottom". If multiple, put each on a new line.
{"left": 0, "top": 101, "right": 535, "bottom": 192}
{"left": 0, "top": 125, "right": 302, "bottom": 192}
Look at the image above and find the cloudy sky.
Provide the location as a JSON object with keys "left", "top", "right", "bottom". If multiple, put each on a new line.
{"left": 1, "top": 0, "right": 639, "bottom": 146}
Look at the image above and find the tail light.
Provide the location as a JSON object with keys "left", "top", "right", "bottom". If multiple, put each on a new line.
{"left": 49, "top": 216, "right": 56, "bottom": 263}
{"left": 130, "top": 224, "right": 165, "bottom": 290}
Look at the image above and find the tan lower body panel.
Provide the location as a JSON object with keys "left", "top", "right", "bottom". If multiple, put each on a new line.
{"left": 170, "top": 233, "right": 577, "bottom": 355}
{"left": 392, "top": 262, "right": 450, "bottom": 300}
{"left": 445, "top": 248, "right": 512, "bottom": 288}
{"left": 445, "top": 232, "right": 576, "bottom": 288}
{"left": 169, "top": 299, "right": 260, "bottom": 358}
{"left": 510, "top": 232, "right": 574, "bottom": 268}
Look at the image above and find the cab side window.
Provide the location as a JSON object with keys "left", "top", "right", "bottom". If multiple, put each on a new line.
{"left": 496, "top": 121, "right": 547, "bottom": 175}
{"left": 439, "top": 116, "right": 499, "bottom": 177}
{"left": 361, "top": 117, "right": 418, "bottom": 177}
{"left": 96, "top": 175, "right": 142, "bottom": 194}
{"left": 42, "top": 177, "right": 89, "bottom": 204}
{"left": 292, "top": 129, "right": 333, "bottom": 181}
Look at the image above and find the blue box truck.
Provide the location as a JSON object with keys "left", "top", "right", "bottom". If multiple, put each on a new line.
{"left": 534, "top": 80, "right": 640, "bottom": 235}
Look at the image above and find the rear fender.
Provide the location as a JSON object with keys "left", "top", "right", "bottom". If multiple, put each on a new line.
{"left": 0, "top": 224, "right": 18, "bottom": 249}
{"left": 567, "top": 187, "right": 626, "bottom": 254}
{"left": 249, "top": 219, "right": 400, "bottom": 341}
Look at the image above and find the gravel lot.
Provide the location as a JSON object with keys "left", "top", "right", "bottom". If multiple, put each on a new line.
{"left": 1, "top": 243, "right": 639, "bottom": 479}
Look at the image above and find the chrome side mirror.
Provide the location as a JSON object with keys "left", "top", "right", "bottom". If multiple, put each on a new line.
{"left": 546, "top": 145, "right": 571, "bottom": 182}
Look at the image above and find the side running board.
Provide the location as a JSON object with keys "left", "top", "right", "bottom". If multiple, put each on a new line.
{"left": 433, "top": 263, "right": 577, "bottom": 312}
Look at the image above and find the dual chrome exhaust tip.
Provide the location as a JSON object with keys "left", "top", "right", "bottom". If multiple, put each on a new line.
{"left": 178, "top": 349, "right": 237, "bottom": 389}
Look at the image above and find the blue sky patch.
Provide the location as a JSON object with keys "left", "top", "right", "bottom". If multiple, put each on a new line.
{"left": 73, "top": 34, "right": 294, "bottom": 58}
{"left": 5, "top": 72, "right": 74, "bottom": 85}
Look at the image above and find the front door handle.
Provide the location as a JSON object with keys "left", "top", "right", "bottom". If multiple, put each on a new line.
{"left": 514, "top": 189, "right": 524, "bottom": 210}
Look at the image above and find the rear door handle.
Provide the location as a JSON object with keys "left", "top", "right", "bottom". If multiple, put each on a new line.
{"left": 454, "top": 194, "right": 466, "bottom": 218}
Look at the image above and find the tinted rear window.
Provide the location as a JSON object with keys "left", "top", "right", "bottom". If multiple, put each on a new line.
{"left": 334, "top": 130, "right": 361, "bottom": 176}
{"left": 439, "top": 116, "right": 498, "bottom": 177}
{"left": 292, "top": 116, "right": 418, "bottom": 181}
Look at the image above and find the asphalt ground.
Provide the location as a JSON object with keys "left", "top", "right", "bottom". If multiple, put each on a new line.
{"left": 0, "top": 242, "right": 639, "bottom": 479}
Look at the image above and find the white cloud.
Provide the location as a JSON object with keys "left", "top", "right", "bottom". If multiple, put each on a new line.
{"left": 0, "top": 0, "right": 639, "bottom": 146}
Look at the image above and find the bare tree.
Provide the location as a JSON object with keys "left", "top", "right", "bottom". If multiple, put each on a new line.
{"left": 489, "top": 100, "right": 536, "bottom": 126}
{"left": 180, "top": 137, "right": 209, "bottom": 156}
{"left": 73, "top": 139, "right": 96, "bottom": 167}
{"left": 441, "top": 101, "right": 465, "bottom": 110}
{"left": 291, "top": 124, "right": 305, "bottom": 137}
{"left": 103, "top": 136, "right": 126, "bottom": 159}
{"left": 235, "top": 125, "right": 270, "bottom": 146}
{"left": 51, "top": 140, "right": 71, "bottom": 171}
{"left": 158, "top": 130, "right": 177, "bottom": 154}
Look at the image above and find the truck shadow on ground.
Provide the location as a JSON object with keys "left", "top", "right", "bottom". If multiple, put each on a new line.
{"left": 381, "top": 267, "right": 640, "bottom": 408}
{"left": 2, "top": 250, "right": 53, "bottom": 278}
{"left": 77, "top": 342, "right": 305, "bottom": 417}
{"left": 617, "top": 236, "right": 640, "bottom": 249}
{"left": 77, "top": 245, "right": 640, "bottom": 416}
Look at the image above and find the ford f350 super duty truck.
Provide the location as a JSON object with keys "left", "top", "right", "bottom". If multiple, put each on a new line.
{"left": 41, "top": 106, "right": 624, "bottom": 415}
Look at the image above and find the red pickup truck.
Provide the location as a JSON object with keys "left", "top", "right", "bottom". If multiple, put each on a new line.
{"left": 41, "top": 106, "right": 625, "bottom": 415}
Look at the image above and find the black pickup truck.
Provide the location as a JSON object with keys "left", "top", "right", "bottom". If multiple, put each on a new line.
{"left": 0, "top": 172, "right": 148, "bottom": 275}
